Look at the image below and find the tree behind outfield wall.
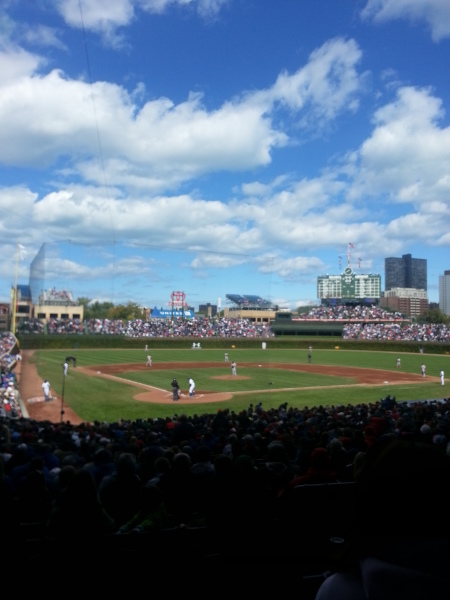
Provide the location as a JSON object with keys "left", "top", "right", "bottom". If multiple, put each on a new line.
{"left": 416, "top": 308, "right": 449, "bottom": 325}
{"left": 77, "top": 298, "right": 115, "bottom": 321}
{"left": 77, "top": 298, "right": 145, "bottom": 321}
{"left": 107, "top": 302, "right": 145, "bottom": 321}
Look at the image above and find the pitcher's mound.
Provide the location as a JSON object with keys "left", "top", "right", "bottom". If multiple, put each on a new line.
{"left": 133, "top": 390, "right": 232, "bottom": 404}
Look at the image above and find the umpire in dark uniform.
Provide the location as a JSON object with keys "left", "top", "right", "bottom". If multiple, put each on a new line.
{"left": 171, "top": 378, "right": 180, "bottom": 401}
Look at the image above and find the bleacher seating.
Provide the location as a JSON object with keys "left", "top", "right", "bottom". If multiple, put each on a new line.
{"left": 277, "top": 482, "right": 357, "bottom": 545}
{"left": 226, "top": 293, "right": 276, "bottom": 309}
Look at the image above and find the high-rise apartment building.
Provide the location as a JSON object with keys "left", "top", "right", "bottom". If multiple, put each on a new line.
{"left": 439, "top": 270, "right": 450, "bottom": 316}
{"left": 384, "top": 254, "right": 427, "bottom": 291}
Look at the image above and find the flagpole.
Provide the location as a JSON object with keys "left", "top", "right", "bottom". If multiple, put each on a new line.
{"left": 347, "top": 242, "right": 355, "bottom": 268}
{"left": 12, "top": 243, "right": 19, "bottom": 335}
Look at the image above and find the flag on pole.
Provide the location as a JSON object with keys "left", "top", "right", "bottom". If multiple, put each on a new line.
{"left": 358, "top": 258, "right": 361, "bottom": 268}
{"left": 18, "top": 244, "right": 27, "bottom": 259}
{"left": 348, "top": 243, "right": 354, "bottom": 249}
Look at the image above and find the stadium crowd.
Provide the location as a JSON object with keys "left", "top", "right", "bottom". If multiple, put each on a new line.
{"left": 12, "top": 302, "right": 449, "bottom": 343}
{"left": 1, "top": 333, "right": 22, "bottom": 419}
{"left": 18, "top": 316, "right": 276, "bottom": 338}
{"left": 342, "top": 321, "right": 450, "bottom": 342}
{"left": 1, "top": 391, "right": 449, "bottom": 582}
{"left": 296, "top": 304, "right": 405, "bottom": 321}
{"left": 86, "top": 316, "right": 275, "bottom": 338}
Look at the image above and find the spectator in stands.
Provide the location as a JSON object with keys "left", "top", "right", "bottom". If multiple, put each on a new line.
{"left": 98, "top": 452, "right": 143, "bottom": 529}
{"left": 218, "top": 454, "right": 273, "bottom": 558}
{"left": 158, "top": 452, "right": 196, "bottom": 523}
{"left": 15, "top": 455, "right": 52, "bottom": 525}
{"left": 0, "top": 454, "right": 20, "bottom": 549}
{"left": 116, "top": 484, "right": 168, "bottom": 534}
{"left": 260, "top": 441, "right": 296, "bottom": 497}
{"left": 189, "top": 444, "right": 216, "bottom": 515}
{"left": 278, "top": 447, "right": 337, "bottom": 501}
{"left": 315, "top": 438, "right": 450, "bottom": 600}
{"left": 46, "top": 468, "right": 115, "bottom": 541}
{"left": 82, "top": 447, "right": 115, "bottom": 489}
{"left": 172, "top": 414, "right": 196, "bottom": 446}
{"left": 146, "top": 456, "right": 171, "bottom": 488}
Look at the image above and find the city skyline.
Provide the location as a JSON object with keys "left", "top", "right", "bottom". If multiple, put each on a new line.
{"left": 1, "top": 1, "right": 450, "bottom": 308}
{"left": 19, "top": 243, "right": 438, "bottom": 312}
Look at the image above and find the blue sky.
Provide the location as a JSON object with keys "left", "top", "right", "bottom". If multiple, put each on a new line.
{"left": 1, "top": 0, "right": 449, "bottom": 311}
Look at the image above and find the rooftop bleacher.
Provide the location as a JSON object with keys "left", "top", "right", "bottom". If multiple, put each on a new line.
{"left": 38, "top": 288, "right": 75, "bottom": 305}
{"left": 226, "top": 293, "right": 276, "bottom": 309}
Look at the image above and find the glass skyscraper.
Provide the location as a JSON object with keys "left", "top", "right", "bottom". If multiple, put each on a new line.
{"left": 384, "top": 254, "right": 427, "bottom": 291}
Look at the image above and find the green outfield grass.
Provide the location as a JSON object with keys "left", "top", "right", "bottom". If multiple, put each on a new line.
{"left": 29, "top": 347, "right": 449, "bottom": 422}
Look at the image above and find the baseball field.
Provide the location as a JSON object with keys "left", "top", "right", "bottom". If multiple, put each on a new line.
{"left": 23, "top": 345, "right": 449, "bottom": 424}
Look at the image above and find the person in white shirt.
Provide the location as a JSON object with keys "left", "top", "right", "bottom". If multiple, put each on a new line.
{"left": 63, "top": 361, "right": 69, "bottom": 376}
{"left": 42, "top": 379, "right": 51, "bottom": 401}
{"left": 188, "top": 377, "right": 196, "bottom": 397}
{"left": 441, "top": 369, "right": 445, "bottom": 386}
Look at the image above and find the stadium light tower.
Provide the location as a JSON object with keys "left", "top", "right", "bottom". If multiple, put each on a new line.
{"left": 60, "top": 363, "right": 66, "bottom": 423}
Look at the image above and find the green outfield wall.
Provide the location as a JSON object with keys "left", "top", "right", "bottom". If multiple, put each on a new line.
{"left": 15, "top": 333, "right": 450, "bottom": 355}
